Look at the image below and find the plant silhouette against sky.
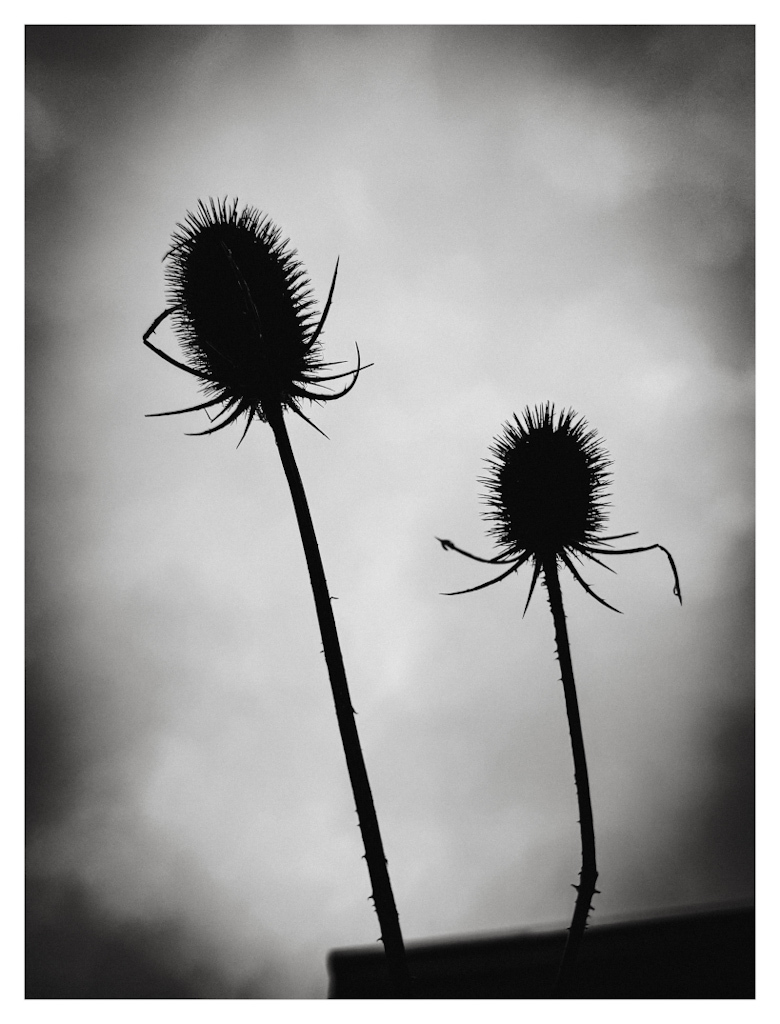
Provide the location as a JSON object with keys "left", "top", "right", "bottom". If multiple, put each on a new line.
{"left": 438, "top": 403, "right": 681, "bottom": 994}
{"left": 143, "top": 198, "right": 411, "bottom": 995}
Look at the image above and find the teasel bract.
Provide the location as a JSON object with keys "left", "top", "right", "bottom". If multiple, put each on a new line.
{"left": 144, "top": 198, "right": 411, "bottom": 995}
{"left": 438, "top": 403, "right": 681, "bottom": 994}
{"left": 144, "top": 198, "right": 363, "bottom": 441}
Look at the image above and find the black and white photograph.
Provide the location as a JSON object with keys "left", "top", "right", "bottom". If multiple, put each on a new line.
{"left": 25, "top": 17, "right": 756, "bottom": 1002}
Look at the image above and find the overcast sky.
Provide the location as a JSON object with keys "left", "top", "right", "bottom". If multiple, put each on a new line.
{"left": 26, "top": 24, "right": 754, "bottom": 999}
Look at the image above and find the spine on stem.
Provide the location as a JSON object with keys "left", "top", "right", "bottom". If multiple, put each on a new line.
{"left": 269, "top": 407, "right": 411, "bottom": 996}
{"left": 543, "top": 556, "right": 598, "bottom": 997}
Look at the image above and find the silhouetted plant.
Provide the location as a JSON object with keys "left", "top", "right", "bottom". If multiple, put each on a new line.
{"left": 438, "top": 403, "right": 681, "bottom": 995}
{"left": 143, "top": 198, "right": 411, "bottom": 995}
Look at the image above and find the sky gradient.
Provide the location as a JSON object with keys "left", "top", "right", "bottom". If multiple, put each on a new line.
{"left": 26, "top": 25, "right": 754, "bottom": 999}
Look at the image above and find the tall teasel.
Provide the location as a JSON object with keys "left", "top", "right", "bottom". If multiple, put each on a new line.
{"left": 143, "top": 198, "right": 411, "bottom": 995}
{"left": 438, "top": 403, "right": 681, "bottom": 994}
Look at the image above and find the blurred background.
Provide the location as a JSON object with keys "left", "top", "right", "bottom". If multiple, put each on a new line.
{"left": 26, "top": 24, "right": 754, "bottom": 998}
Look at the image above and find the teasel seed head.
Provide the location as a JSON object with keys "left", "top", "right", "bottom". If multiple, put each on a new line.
{"left": 143, "top": 197, "right": 364, "bottom": 442}
{"left": 482, "top": 403, "right": 612, "bottom": 564}
{"left": 438, "top": 403, "right": 681, "bottom": 612}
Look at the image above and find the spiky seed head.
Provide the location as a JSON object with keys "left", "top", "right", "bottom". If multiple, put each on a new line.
{"left": 438, "top": 403, "right": 679, "bottom": 609}
{"left": 482, "top": 403, "right": 612, "bottom": 563}
{"left": 163, "top": 197, "right": 337, "bottom": 425}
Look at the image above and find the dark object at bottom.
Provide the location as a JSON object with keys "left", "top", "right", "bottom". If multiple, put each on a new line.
{"left": 327, "top": 905, "right": 754, "bottom": 998}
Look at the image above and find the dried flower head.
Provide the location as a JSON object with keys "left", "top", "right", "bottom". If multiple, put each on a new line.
{"left": 484, "top": 403, "right": 611, "bottom": 563}
{"left": 438, "top": 403, "right": 681, "bottom": 612}
{"left": 143, "top": 197, "right": 363, "bottom": 442}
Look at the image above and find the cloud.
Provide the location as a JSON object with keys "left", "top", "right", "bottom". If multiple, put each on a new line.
{"left": 26, "top": 25, "right": 753, "bottom": 997}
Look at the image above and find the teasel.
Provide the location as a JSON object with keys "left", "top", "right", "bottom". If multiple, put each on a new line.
{"left": 143, "top": 198, "right": 411, "bottom": 995}
{"left": 438, "top": 403, "right": 681, "bottom": 995}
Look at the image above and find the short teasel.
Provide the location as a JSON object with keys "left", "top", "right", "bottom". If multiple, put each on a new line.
{"left": 438, "top": 402, "right": 681, "bottom": 995}
{"left": 143, "top": 199, "right": 411, "bottom": 995}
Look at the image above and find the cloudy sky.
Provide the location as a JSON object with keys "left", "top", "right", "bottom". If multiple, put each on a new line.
{"left": 26, "top": 24, "right": 754, "bottom": 999}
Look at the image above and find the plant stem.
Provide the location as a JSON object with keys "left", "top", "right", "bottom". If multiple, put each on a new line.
{"left": 543, "top": 556, "right": 598, "bottom": 997}
{"left": 268, "top": 407, "right": 412, "bottom": 996}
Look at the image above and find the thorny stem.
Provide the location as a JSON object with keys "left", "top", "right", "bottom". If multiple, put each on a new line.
{"left": 543, "top": 556, "right": 598, "bottom": 998}
{"left": 268, "top": 407, "right": 412, "bottom": 997}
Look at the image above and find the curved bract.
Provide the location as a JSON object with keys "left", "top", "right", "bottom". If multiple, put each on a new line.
{"left": 439, "top": 403, "right": 681, "bottom": 612}
{"left": 144, "top": 197, "right": 364, "bottom": 443}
